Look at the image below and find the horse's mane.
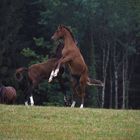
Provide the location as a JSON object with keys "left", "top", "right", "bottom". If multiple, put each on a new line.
{"left": 60, "top": 25, "right": 75, "bottom": 42}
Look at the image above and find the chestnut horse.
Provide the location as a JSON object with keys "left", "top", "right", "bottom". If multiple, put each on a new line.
{"left": 15, "top": 43, "right": 68, "bottom": 106}
{"left": 0, "top": 86, "right": 16, "bottom": 104}
{"left": 49, "top": 25, "right": 103, "bottom": 108}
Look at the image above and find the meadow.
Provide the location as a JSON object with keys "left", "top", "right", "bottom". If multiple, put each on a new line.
{"left": 0, "top": 105, "right": 139, "bottom": 140}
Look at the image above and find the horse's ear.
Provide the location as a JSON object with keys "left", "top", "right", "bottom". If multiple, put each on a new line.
{"left": 59, "top": 24, "right": 64, "bottom": 29}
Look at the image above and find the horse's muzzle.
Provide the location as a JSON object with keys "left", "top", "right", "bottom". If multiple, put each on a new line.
{"left": 51, "top": 35, "right": 58, "bottom": 41}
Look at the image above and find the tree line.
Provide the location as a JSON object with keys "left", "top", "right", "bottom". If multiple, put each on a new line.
{"left": 0, "top": 0, "right": 140, "bottom": 108}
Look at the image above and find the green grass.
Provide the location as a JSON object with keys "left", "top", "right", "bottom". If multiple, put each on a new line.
{"left": 0, "top": 105, "right": 139, "bottom": 140}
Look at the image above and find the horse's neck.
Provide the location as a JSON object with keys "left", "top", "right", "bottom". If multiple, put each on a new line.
{"left": 64, "top": 32, "right": 76, "bottom": 49}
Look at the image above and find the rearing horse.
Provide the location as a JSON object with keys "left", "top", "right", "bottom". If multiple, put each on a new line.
{"left": 49, "top": 25, "right": 103, "bottom": 108}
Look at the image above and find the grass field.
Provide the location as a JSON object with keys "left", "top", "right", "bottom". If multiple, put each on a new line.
{"left": 0, "top": 105, "right": 139, "bottom": 140}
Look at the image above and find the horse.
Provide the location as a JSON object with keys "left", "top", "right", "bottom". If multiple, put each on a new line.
{"left": 49, "top": 25, "right": 103, "bottom": 108}
{"left": 0, "top": 86, "right": 16, "bottom": 104}
{"left": 15, "top": 42, "right": 69, "bottom": 106}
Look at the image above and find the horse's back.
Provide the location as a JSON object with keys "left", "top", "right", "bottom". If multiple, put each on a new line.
{"left": 40, "top": 58, "right": 58, "bottom": 77}
{"left": 29, "top": 58, "right": 57, "bottom": 70}
{"left": 28, "top": 58, "right": 58, "bottom": 80}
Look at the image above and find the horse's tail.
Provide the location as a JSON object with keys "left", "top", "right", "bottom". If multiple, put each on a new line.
{"left": 15, "top": 67, "right": 28, "bottom": 81}
{"left": 87, "top": 77, "right": 104, "bottom": 87}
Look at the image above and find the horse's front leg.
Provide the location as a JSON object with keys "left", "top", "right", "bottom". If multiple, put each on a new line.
{"left": 48, "top": 61, "right": 59, "bottom": 82}
{"left": 48, "top": 59, "right": 62, "bottom": 82}
{"left": 53, "top": 58, "right": 63, "bottom": 77}
{"left": 48, "top": 70, "right": 55, "bottom": 82}
{"left": 49, "top": 56, "right": 71, "bottom": 82}
{"left": 54, "top": 56, "right": 71, "bottom": 77}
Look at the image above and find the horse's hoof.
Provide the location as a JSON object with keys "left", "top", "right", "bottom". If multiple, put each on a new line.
{"left": 54, "top": 68, "right": 59, "bottom": 77}
{"left": 80, "top": 104, "right": 84, "bottom": 109}
{"left": 25, "top": 101, "right": 29, "bottom": 106}
{"left": 48, "top": 77, "right": 52, "bottom": 83}
{"left": 71, "top": 101, "right": 76, "bottom": 108}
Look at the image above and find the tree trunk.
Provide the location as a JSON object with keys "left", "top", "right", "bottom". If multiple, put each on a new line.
{"left": 101, "top": 48, "right": 106, "bottom": 108}
{"left": 109, "top": 68, "right": 113, "bottom": 108}
{"left": 114, "top": 70, "right": 118, "bottom": 109}
{"left": 113, "top": 44, "right": 119, "bottom": 109}
{"left": 101, "top": 41, "right": 110, "bottom": 108}
{"left": 122, "top": 55, "right": 129, "bottom": 109}
{"left": 122, "top": 58, "right": 126, "bottom": 109}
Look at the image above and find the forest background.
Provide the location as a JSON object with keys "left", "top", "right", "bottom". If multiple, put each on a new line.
{"left": 0, "top": 0, "right": 140, "bottom": 109}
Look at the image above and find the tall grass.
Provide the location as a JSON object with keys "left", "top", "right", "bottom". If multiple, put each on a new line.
{"left": 0, "top": 105, "right": 139, "bottom": 140}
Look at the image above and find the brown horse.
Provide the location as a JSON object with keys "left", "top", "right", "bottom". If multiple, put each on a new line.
{"left": 49, "top": 25, "right": 103, "bottom": 108}
{"left": 15, "top": 43, "right": 69, "bottom": 106}
{"left": 15, "top": 58, "right": 66, "bottom": 106}
{"left": 0, "top": 86, "right": 16, "bottom": 104}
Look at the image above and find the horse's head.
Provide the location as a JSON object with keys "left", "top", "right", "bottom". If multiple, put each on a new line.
{"left": 51, "top": 25, "right": 66, "bottom": 41}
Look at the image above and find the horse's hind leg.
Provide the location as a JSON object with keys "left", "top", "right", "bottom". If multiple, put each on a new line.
{"left": 25, "top": 90, "right": 34, "bottom": 106}
{"left": 29, "top": 94, "right": 34, "bottom": 106}
{"left": 24, "top": 85, "right": 30, "bottom": 106}
{"left": 79, "top": 76, "right": 86, "bottom": 108}
{"left": 79, "top": 85, "right": 86, "bottom": 109}
{"left": 28, "top": 86, "right": 34, "bottom": 106}
{"left": 71, "top": 86, "right": 86, "bottom": 108}
{"left": 24, "top": 89, "right": 30, "bottom": 106}
{"left": 24, "top": 83, "right": 34, "bottom": 106}
{"left": 58, "top": 77, "right": 68, "bottom": 106}
{"left": 71, "top": 77, "right": 79, "bottom": 108}
{"left": 71, "top": 93, "right": 77, "bottom": 108}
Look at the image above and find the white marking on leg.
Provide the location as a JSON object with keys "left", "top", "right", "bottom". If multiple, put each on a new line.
{"left": 64, "top": 96, "right": 67, "bottom": 102}
{"left": 30, "top": 96, "right": 34, "bottom": 106}
{"left": 80, "top": 104, "right": 84, "bottom": 109}
{"left": 25, "top": 101, "right": 28, "bottom": 106}
{"left": 71, "top": 101, "right": 76, "bottom": 108}
{"left": 53, "top": 68, "right": 59, "bottom": 77}
{"left": 49, "top": 70, "right": 54, "bottom": 82}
